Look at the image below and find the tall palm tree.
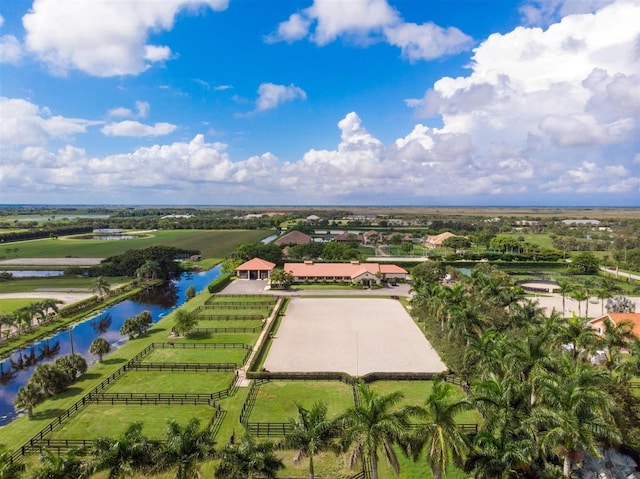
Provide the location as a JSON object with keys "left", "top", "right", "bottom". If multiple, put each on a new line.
{"left": 284, "top": 402, "right": 340, "bottom": 479}
{"left": 557, "top": 314, "right": 598, "bottom": 361}
{"left": 569, "top": 289, "right": 588, "bottom": 318}
{"left": 91, "top": 276, "right": 111, "bottom": 299}
{"left": 406, "top": 379, "right": 471, "bottom": 479}
{"left": 0, "top": 313, "right": 13, "bottom": 342}
{"left": 601, "top": 318, "right": 635, "bottom": 374}
{"left": 89, "top": 337, "right": 111, "bottom": 362}
{"left": 339, "top": 382, "right": 410, "bottom": 479}
{"left": 215, "top": 435, "right": 284, "bottom": 479}
{"left": 159, "top": 418, "right": 216, "bottom": 479}
{"left": 530, "top": 354, "right": 621, "bottom": 478}
{"left": 136, "top": 260, "right": 162, "bottom": 281}
{"left": 556, "top": 280, "right": 572, "bottom": 317}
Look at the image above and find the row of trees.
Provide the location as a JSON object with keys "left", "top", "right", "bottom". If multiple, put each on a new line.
{"left": 13, "top": 354, "right": 88, "bottom": 419}
{"left": 0, "top": 300, "right": 61, "bottom": 342}
{"left": 410, "top": 263, "right": 640, "bottom": 477}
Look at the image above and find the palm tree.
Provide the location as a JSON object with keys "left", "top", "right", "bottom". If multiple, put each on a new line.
{"left": 530, "top": 354, "right": 621, "bottom": 478}
{"left": 91, "top": 276, "right": 111, "bottom": 299}
{"left": 601, "top": 318, "right": 635, "bottom": 374}
{"left": 159, "top": 418, "right": 216, "bottom": 479}
{"left": 215, "top": 435, "right": 284, "bottom": 479}
{"left": 89, "top": 337, "right": 111, "bottom": 362}
{"left": 92, "top": 422, "right": 159, "bottom": 478}
{"left": 557, "top": 280, "right": 572, "bottom": 317}
{"left": 30, "top": 448, "right": 89, "bottom": 479}
{"left": 557, "top": 314, "right": 598, "bottom": 361}
{"left": 136, "top": 260, "right": 162, "bottom": 282}
{"left": 13, "top": 382, "right": 43, "bottom": 419}
{"left": 284, "top": 402, "right": 340, "bottom": 479}
{"left": 406, "top": 378, "right": 471, "bottom": 479}
{"left": 339, "top": 382, "right": 410, "bottom": 479}
{"left": 0, "top": 313, "right": 13, "bottom": 342}
{"left": 569, "top": 289, "right": 588, "bottom": 318}
{"left": 0, "top": 449, "right": 22, "bottom": 479}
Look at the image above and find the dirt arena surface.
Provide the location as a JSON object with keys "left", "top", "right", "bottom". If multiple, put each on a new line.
{"left": 0, "top": 257, "right": 103, "bottom": 266}
{"left": 264, "top": 297, "right": 447, "bottom": 376}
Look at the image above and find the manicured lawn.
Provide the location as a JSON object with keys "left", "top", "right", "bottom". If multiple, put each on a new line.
{"left": 0, "top": 298, "right": 47, "bottom": 313}
{"left": 50, "top": 404, "right": 215, "bottom": 439}
{"left": 0, "top": 229, "right": 270, "bottom": 259}
{"left": 197, "top": 308, "right": 271, "bottom": 316}
{"left": 193, "top": 319, "right": 264, "bottom": 329}
{"left": 207, "top": 295, "right": 276, "bottom": 304}
{"left": 177, "top": 332, "right": 259, "bottom": 346}
{"left": 249, "top": 381, "right": 355, "bottom": 422}
{"left": 140, "top": 346, "right": 249, "bottom": 364}
{"left": 105, "top": 371, "right": 234, "bottom": 394}
{"left": 369, "top": 380, "right": 482, "bottom": 424}
{"left": 0, "top": 276, "right": 127, "bottom": 294}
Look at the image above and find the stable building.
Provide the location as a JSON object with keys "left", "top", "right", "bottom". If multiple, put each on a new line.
{"left": 235, "top": 258, "right": 276, "bottom": 280}
{"left": 284, "top": 261, "right": 408, "bottom": 286}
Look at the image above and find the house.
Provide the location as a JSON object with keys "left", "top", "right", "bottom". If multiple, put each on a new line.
{"left": 306, "top": 214, "right": 321, "bottom": 222}
{"left": 334, "top": 232, "right": 363, "bottom": 243}
{"left": 235, "top": 258, "right": 276, "bottom": 280}
{"left": 425, "top": 232, "right": 457, "bottom": 248}
{"left": 363, "top": 231, "right": 381, "bottom": 245}
{"left": 284, "top": 261, "right": 408, "bottom": 286}
{"left": 273, "top": 230, "right": 312, "bottom": 246}
{"left": 588, "top": 312, "right": 640, "bottom": 339}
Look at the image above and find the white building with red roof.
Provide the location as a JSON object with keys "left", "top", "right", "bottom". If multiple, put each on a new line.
{"left": 284, "top": 261, "right": 408, "bottom": 286}
{"left": 235, "top": 258, "right": 276, "bottom": 280}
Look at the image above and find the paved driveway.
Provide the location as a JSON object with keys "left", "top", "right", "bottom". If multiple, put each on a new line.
{"left": 220, "top": 279, "right": 411, "bottom": 297}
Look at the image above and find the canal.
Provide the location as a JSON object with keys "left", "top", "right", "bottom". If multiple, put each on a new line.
{"left": 0, "top": 265, "right": 222, "bottom": 426}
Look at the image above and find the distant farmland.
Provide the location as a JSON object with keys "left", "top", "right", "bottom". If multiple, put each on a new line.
{"left": 0, "top": 229, "right": 271, "bottom": 259}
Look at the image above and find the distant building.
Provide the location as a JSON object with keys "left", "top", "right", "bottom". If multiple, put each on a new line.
{"left": 334, "top": 232, "right": 363, "bottom": 243}
{"left": 306, "top": 214, "right": 321, "bottom": 222}
{"left": 93, "top": 228, "right": 123, "bottom": 234}
{"left": 562, "top": 219, "right": 601, "bottom": 225}
{"left": 425, "top": 232, "right": 456, "bottom": 248}
{"left": 274, "top": 230, "right": 312, "bottom": 246}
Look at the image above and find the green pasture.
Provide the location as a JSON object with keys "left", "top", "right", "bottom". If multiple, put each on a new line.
{"left": 207, "top": 295, "right": 276, "bottom": 304}
{"left": 104, "top": 371, "right": 234, "bottom": 394}
{"left": 0, "top": 229, "right": 270, "bottom": 259}
{"left": 194, "top": 319, "right": 264, "bottom": 329}
{"left": 50, "top": 404, "right": 215, "bottom": 440}
{"left": 0, "top": 298, "right": 47, "bottom": 314}
{"left": 197, "top": 307, "right": 271, "bottom": 317}
{"left": 140, "top": 346, "right": 249, "bottom": 364}
{"left": 181, "top": 331, "right": 260, "bottom": 346}
{"left": 0, "top": 276, "right": 127, "bottom": 294}
{"left": 248, "top": 380, "right": 355, "bottom": 422}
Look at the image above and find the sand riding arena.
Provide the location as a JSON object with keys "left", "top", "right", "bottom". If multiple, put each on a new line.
{"left": 263, "top": 297, "right": 446, "bottom": 376}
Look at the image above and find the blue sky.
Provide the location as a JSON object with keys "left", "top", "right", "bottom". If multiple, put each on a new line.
{"left": 0, "top": 0, "right": 638, "bottom": 206}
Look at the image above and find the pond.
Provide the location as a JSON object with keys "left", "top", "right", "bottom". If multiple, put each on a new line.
{"left": 1, "top": 270, "right": 64, "bottom": 278}
{"left": 0, "top": 265, "right": 222, "bottom": 426}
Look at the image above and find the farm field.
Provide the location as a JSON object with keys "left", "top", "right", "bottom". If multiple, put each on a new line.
{"left": 0, "top": 229, "right": 271, "bottom": 260}
{"left": 105, "top": 371, "right": 234, "bottom": 394}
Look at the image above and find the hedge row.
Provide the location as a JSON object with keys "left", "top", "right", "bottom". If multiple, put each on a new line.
{"left": 207, "top": 273, "right": 233, "bottom": 294}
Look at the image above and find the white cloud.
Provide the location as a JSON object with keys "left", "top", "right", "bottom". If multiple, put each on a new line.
{"left": 101, "top": 121, "right": 177, "bottom": 137}
{"left": 0, "top": 15, "right": 4, "bottom": 27}
{"left": 0, "top": 35, "right": 23, "bottom": 64}
{"left": 22, "top": 0, "right": 229, "bottom": 77}
{"left": 255, "top": 83, "right": 307, "bottom": 112}
{"left": 520, "top": 0, "right": 617, "bottom": 26}
{"left": 107, "top": 101, "right": 150, "bottom": 119}
{"left": 269, "top": 0, "right": 472, "bottom": 61}
{"left": 404, "top": 0, "right": 639, "bottom": 196}
{"left": 0, "top": 97, "right": 99, "bottom": 147}
{"left": 215, "top": 85, "right": 233, "bottom": 91}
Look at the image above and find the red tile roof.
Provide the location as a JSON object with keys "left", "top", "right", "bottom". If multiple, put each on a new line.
{"left": 236, "top": 258, "right": 276, "bottom": 271}
{"left": 284, "top": 261, "right": 407, "bottom": 279}
{"left": 589, "top": 312, "right": 640, "bottom": 338}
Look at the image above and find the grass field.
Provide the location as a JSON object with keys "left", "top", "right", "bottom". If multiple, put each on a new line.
{"left": 0, "top": 276, "right": 127, "bottom": 294}
{"left": 0, "top": 298, "right": 47, "bottom": 313}
{"left": 50, "top": 404, "right": 215, "bottom": 440}
{"left": 0, "top": 229, "right": 271, "bottom": 259}
{"left": 140, "top": 347, "right": 249, "bottom": 364}
{"left": 105, "top": 371, "right": 234, "bottom": 394}
{"left": 248, "top": 380, "right": 355, "bottom": 422}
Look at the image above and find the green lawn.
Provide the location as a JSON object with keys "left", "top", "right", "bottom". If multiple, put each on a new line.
{"left": 193, "top": 319, "right": 264, "bottom": 329}
{"left": 0, "top": 298, "right": 48, "bottom": 313}
{"left": 105, "top": 371, "right": 234, "bottom": 394}
{"left": 0, "top": 229, "right": 270, "bottom": 259}
{"left": 0, "top": 276, "right": 127, "bottom": 294}
{"left": 50, "top": 404, "right": 215, "bottom": 439}
{"left": 140, "top": 346, "right": 249, "bottom": 364}
{"left": 249, "top": 381, "right": 355, "bottom": 422}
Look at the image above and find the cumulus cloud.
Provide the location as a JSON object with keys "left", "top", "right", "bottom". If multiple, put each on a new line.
{"left": 269, "top": 0, "right": 472, "bottom": 61}
{"left": 404, "top": 0, "right": 639, "bottom": 197}
{"left": 255, "top": 83, "right": 307, "bottom": 112}
{"left": 520, "top": 0, "right": 617, "bottom": 26}
{"left": 0, "top": 97, "right": 100, "bottom": 147}
{"left": 21, "top": 0, "right": 229, "bottom": 76}
{"left": 107, "top": 101, "right": 150, "bottom": 119}
{"left": 0, "top": 35, "right": 23, "bottom": 64}
{"left": 101, "top": 120, "right": 177, "bottom": 137}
